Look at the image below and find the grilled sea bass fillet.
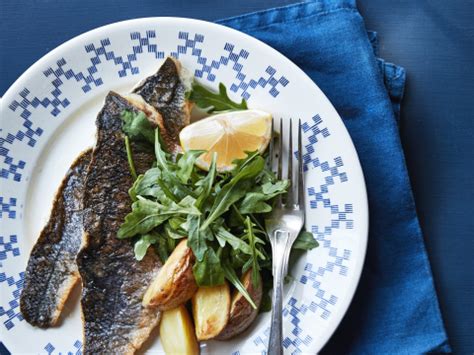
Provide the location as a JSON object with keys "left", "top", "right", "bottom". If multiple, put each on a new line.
{"left": 20, "top": 150, "right": 92, "bottom": 328}
{"left": 77, "top": 92, "right": 162, "bottom": 354}
{"left": 19, "top": 56, "right": 190, "bottom": 352}
{"left": 132, "top": 57, "right": 191, "bottom": 152}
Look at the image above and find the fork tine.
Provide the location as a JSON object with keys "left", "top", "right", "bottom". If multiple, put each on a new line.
{"left": 277, "top": 118, "right": 283, "bottom": 180}
{"left": 274, "top": 118, "right": 284, "bottom": 208}
{"left": 268, "top": 118, "right": 275, "bottom": 171}
{"left": 297, "top": 119, "right": 304, "bottom": 207}
{"left": 286, "top": 119, "right": 295, "bottom": 206}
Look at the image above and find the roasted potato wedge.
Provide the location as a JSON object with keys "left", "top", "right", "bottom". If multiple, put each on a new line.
{"left": 192, "top": 282, "right": 231, "bottom": 341}
{"left": 159, "top": 305, "right": 200, "bottom": 355}
{"left": 143, "top": 239, "right": 197, "bottom": 310}
{"left": 216, "top": 270, "right": 263, "bottom": 340}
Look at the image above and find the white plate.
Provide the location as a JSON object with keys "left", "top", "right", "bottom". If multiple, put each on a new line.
{"left": 0, "top": 18, "right": 368, "bottom": 354}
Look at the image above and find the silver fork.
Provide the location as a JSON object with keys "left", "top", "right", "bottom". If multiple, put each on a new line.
{"left": 265, "top": 118, "right": 305, "bottom": 355}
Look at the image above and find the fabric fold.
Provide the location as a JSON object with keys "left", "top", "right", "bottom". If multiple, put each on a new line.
{"left": 218, "top": 0, "right": 450, "bottom": 353}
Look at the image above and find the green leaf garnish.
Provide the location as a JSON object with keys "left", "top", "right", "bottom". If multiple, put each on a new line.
{"left": 118, "top": 197, "right": 200, "bottom": 239}
{"left": 245, "top": 217, "right": 261, "bottom": 288}
{"left": 124, "top": 136, "right": 138, "bottom": 181}
{"left": 192, "top": 247, "right": 225, "bottom": 286}
{"left": 200, "top": 153, "right": 265, "bottom": 230}
{"left": 154, "top": 128, "right": 170, "bottom": 172}
{"left": 188, "top": 82, "right": 248, "bottom": 113}
{"left": 214, "top": 226, "right": 252, "bottom": 255}
{"left": 195, "top": 152, "right": 217, "bottom": 209}
{"left": 222, "top": 261, "right": 257, "bottom": 309}
{"left": 238, "top": 180, "right": 289, "bottom": 214}
{"left": 121, "top": 110, "right": 155, "bottom": 144}
{"left": 134, "top": 233, "right": 159, "bottom": 261}
{"left": 177, "top": 150, "right": 206, "bottom": 184}
{"left": 292, "top": 231, "right": 319, "bottom": 250}
{"left": 187, "top": 215, "right": 207, "bottom": 262}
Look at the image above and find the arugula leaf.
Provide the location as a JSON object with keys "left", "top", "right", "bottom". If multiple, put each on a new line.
{"left": 134, "top": 233, "right": 159, "bottom": 261}
{"left": 179, "top": 195, "right": 198, "bottom": 207}
{"left": 188, "top": 82, "right": 248, "bottom": 113}
{"left": 222, "top": 261, "right": 257, "bottom": 309}
{"left": 240, "top": 195, "right": 272, "bottom": 214}
{"left": 163, "top": 170, "right": 197, "bottom": 200}
{"left": 201, "top": 155, "right": 265, "bottom": 230}
{"left": 118, "top": 198, "right": 200, "bottom": 239}
{"left": 177, "top": 150, "right": 206, "bottom": 184}
{"left": 169, "top": 216, "right": 186, "bottom": 230}
{"left": 262, "top": 180, "right": 289, "bottom": 195}
{"left": 292, "top": 231, "right": 319, "bottom": 250}
{"left": 245, "top": 217, "right": 261, "bottom": 288}
{"left": 118, "top": 199, "right": 164, "bottom": 239}
{"left": 259, "top": 168, "right": 277, "bottom": 185}
{"left": 201, "top": 181, "right": 250, "bottom": 230}
{"left": 239, "top": 180, "right": 289, "bottom": 214}
{"left": 187, "top": 215, "right": 207, "bottom": 261}
{"left": 154, "top": 128, "right": 170, "bottom": 172}
{"left": 214, "top": 226, "right": 252, "bottom": 255}
{"left": 193, "top": 248, "right": 225, "bottom": 286}
{"left": 156, "top": 179, "right": 179, "bottom": 203}
{"left": 230, "top": 248, "right": 249, "bottom": 269}
{"left": 121, "top": 110, "right": 155, "bottom": 144}
{"left": 124, "top": 136, "right": 138, "bottom": 180}
{"left": 133, "top": 168, "right": 163, "bottom": 199}
{"left": 155, "top": 234, "right": 170, "bottom": 262}
{"left": 231, "top": 151, "right": 260, "bottom": 176}
{"left": 166, "top": 233, "right": 177, "bottom": 253}
{"left": 164, "top": 223, "right": 185, "bottom": 240}
{"left": 128, "top": 174, "right": 143, "bottom": 202}
{"left": 195, "top": 152, "right": 217, "bottom": 209}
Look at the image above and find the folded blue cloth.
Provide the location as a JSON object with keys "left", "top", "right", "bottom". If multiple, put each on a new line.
{"left": 219, "top": 1, "right": 451, "bottom": 353}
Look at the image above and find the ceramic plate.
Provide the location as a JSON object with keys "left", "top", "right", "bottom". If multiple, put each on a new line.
{"left": 0, "top": 17, "right": 368, "bottom": 354}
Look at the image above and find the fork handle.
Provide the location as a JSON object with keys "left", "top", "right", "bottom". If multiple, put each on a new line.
{"left": 268, "top": 232, "right": 289, "bottom": 355}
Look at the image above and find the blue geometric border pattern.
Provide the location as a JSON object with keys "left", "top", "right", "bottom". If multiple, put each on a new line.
{"left": 0, "top": 197, "right": 17, "bottom": 219}
{"left": 0, "top": 235, "right": 20, "bottom": 261}
{"left": 44, "top": 340, "right": 82, "bottom": 355}
{"left": 300, "top": 114, "right": 331, "bottom": 172}
{"left": 8, "top": 30, "right": 166, "bottom": 123}
{"left": 0, "top": 235, "right": 24, "bottom": 331}
{"left": 0, "top": 271, "right": 24, "bottom": 331}
{"left": 303, "top": 116, "right": 353, "bottom": 278}
{"left": 4, "top": 30, "right": 288, "bottom": 183}
{"left": 84, "top": 30, "right": 165, "bottom": 80}
{"left": 170, "top": 31, "right": 289, "bottom": 100}
{"left": 251, "top": 328, "right": 271, "bottom": 355}
{"left": 306, "top": 154, "right": 352, "bottom": 233}
{"left": 2, "top": 96, "right": 43, "bottom": 182}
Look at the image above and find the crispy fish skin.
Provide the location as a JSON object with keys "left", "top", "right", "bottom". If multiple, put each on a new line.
{"left": 20, "top": 150, "right": 92, "bottom": 328}
{"left": 77, "top": 92, "right": 162, "bottom": 354}
{"left": 133, "top": 57, "right": 191, "bottom": 152}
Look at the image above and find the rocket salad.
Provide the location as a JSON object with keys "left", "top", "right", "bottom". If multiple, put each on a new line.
{"left": 118, "top": 82, "right": 318, "bottom": 305}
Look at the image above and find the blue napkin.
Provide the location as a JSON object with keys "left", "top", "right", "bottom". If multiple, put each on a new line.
{"left": 219, "top": 1, "right": 450, "bottom": 353}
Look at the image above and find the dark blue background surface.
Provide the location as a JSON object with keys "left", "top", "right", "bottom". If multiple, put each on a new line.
{"left": 1, "top": 0, "right": 473, "bottom": 353}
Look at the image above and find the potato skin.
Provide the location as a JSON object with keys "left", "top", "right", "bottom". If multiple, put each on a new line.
{"left": 143, "top": 239, "right": 197, "bottom": 310}
{"left": 215, "top": 270, "right": 263, "bottom": 340}
{"left": 192, "top": 282, "right": 231, "bottom": 341}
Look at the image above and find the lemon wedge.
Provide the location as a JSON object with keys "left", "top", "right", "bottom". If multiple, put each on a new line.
{"left": 179, "top": 109, "right": 272, "bottom": 171}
